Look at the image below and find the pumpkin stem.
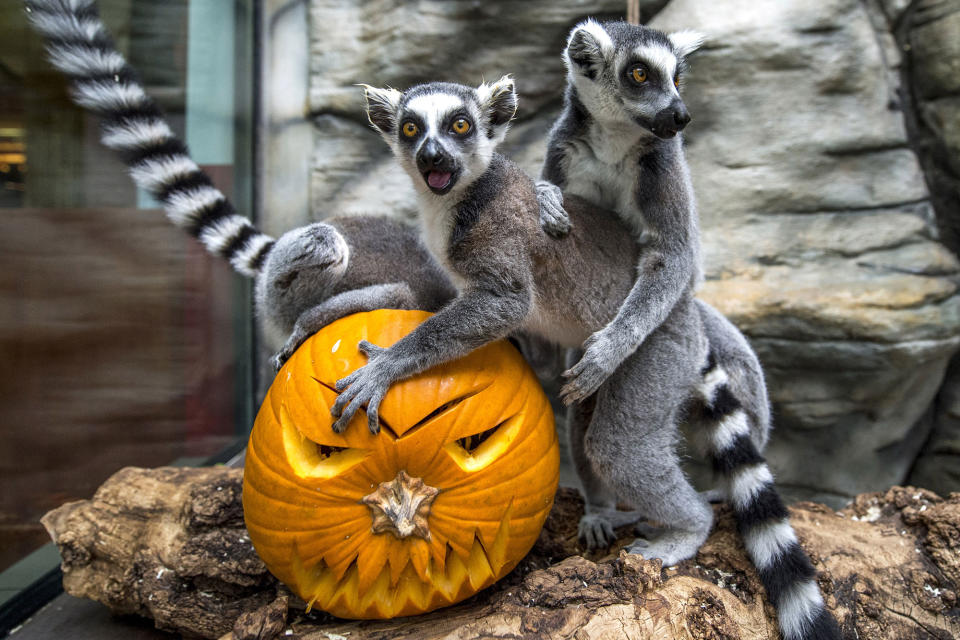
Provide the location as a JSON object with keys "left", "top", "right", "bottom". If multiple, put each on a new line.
{"left": 362, "top": 470, "right": 439, "bottom": 541}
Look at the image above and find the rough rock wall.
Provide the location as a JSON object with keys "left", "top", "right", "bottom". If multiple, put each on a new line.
{"left": 884, "top": 0, "right": 960, "bottom": 496}
{"left": 298, "top": 0, "right": 960, "bottom": 505}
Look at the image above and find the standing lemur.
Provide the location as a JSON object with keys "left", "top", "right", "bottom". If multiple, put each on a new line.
{"left": 538, "top": 19, "right": 840, "bottom": 640}
{"left": 24, "top": 0, "right": 462, "bottom": 370}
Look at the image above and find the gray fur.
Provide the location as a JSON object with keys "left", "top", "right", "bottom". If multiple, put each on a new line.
{"left": 27, "top": 0, "right": 457, "bottom": 370}
{"left": 541, "top": 19, "right": 839, "bottom": 639}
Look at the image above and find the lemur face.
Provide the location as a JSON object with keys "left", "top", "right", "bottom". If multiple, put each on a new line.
{"left": 363, "top": 78, "right": 518, "bottom": 197}
{"left": 564, "top": 19, "right": 704, "bottom": 139}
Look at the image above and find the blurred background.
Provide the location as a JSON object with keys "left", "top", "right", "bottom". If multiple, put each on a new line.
{"left": 1, "top": 0, "right": 958, "bottom": 618}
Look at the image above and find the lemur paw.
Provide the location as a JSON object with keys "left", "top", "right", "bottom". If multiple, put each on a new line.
{"left": 578, "top": 513, "right": 617, "bottom": 550}
{"left": 627, "top": 531, "right": 703, "bottom": 567}
{"left": 330, "top": 340, "right": 392, "bottom": 434}
{"left": 626, "top": 528, "right": 705, "bottom": 566}
{"left": 270, "top": 352, "right": 287, "bottom": 372}
{"left": 560, "top": 333, "right": 619, "bottom": 404}
{"left": 535, "top": 180, "right": 571, "bottom": 237}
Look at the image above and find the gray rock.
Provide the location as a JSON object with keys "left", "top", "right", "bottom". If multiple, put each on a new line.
{"left": 295, "top": 0, "right": 960, "bottom": 504}
{"left": 896, "top": 0, "right": 960, "bottom": 493}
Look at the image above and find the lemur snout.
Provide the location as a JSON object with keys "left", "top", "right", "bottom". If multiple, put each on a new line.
{"left": 416, "top": 137, "right": 458, "bottom": 194}
{"left": 651, "top": 100, "right": 691, "bottom": 139}
{"left": 417, "top": 139, "right": 445, "bottom": 167}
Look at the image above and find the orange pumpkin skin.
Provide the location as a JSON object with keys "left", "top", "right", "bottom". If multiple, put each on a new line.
{"left": 242, "top": 309, "right": 559, "bottom": 619}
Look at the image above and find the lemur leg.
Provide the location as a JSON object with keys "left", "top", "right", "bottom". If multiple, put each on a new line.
{"left": 272, "top": 282, "right": 417, "bottom": 370}
{"left": 585, "top": 300, "right": 713, "bottom": 567}
{"left": 570, "top": 391, "right": 617, "bottom": 549}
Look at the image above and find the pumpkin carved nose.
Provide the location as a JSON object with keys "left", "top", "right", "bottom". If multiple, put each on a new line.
{"left": 362, "top": 470, "right": 439, "bottom": 541}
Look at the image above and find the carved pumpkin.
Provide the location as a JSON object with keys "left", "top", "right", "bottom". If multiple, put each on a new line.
{"left": 242, "top": 309, "right": 559, "bottom": 619}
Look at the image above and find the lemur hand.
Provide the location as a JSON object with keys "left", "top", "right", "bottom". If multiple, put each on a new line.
{"left": 331, "top": 340, "right": 392, "bottom": 434}
{"left": 535, "top": 180, "right": 571, "bottom": 237}
{"left": 271, "top": 333, "right": 306, "bottom": 372}
{"left": 560, "top": 330, "right": 622, "bottom": 404}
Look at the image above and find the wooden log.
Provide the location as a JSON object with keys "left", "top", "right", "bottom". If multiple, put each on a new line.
{"left": 42, "top": 467, "right": 960, "bottom": 639}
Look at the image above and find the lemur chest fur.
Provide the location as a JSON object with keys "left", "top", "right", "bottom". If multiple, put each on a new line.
{"left": 563, "top": 127, "right": 648, "bottom": 237}
{"left": 417, "top": 196, "right": 468, "bottom": 292}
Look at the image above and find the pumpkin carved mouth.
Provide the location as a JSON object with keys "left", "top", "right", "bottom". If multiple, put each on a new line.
{"left": 292, "top": 502, "right": 515, "bottom": 617}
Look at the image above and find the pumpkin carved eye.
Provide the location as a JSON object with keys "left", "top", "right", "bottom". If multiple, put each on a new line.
{"left": 444, "top": 413, "right": 524, "bottom": 472}
{"left": 280, "top": 404, "right": 368, "bottom": 478}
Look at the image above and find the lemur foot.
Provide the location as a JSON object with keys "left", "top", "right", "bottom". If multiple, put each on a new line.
{"left": 578, "top": 513, "right": 617, "bottom": 550}
{"left": 331, "top": 340, "right": 391, "bottom": 434}
{"left": 560, "top": 331, "right": 620, "bottom": 404}
{"left": 626, "top": 525, "right": 707, "bottom": 567}
{"left": 535, "top": 180, "right": 571, "bottom": 237}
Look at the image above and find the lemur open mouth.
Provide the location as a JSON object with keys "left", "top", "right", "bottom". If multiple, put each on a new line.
{"left": 423, "top": 170, "right": 456, "bottom": 195}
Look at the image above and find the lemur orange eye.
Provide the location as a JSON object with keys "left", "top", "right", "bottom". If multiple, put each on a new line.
{"left": 402, "top": 122, "right": 419, "bottom": 138}
{"left": 631, "top": 66, "right": 647, "bottom": 83}
{"left": 674, "top": 76, "right": 680, "bottom": 88}
{"left": 451, "top": 118, "right": 471, "bottom": 135}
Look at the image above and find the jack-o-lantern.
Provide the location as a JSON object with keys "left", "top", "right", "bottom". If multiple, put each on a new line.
{"left": 242, "top": 309, "right": 559, "bottom": 619}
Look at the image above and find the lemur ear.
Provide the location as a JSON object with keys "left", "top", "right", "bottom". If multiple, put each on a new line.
{"left": 360, "top": 85, "right": 402, "bottom": 135}
{"left": 476, "top": 75, "right": 518, "bottom": 143}
{"left": 565, "top": 19, "right": 613, "bottom": 80}
{"left": 668, "top": 30, "right": 706, "bottom": 58}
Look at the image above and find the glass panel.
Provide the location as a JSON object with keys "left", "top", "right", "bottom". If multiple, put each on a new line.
{"left": 0, "top": 0, "right": 256, "bottom": 578}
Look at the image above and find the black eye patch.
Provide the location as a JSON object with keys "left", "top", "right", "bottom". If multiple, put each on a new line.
{"left": 444, "top": 113, "right": 475, "bottom": 138}
{"left": 396, "top": 112, "right": 427, "bottom": 146}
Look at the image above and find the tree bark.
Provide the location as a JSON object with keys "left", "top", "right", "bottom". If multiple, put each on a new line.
{"left": 42, "top": 467, "right": 960, "bottom": 639}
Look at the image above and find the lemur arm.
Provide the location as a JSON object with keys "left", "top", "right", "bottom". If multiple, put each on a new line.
{"left": 560, "top": 154, "right": 699, "bottom": 404}
{"left": 271, "top": 282, "right": 418, "bottom": 371}
{"left": 330, "top": 258, "right": 533, "bottom": 434}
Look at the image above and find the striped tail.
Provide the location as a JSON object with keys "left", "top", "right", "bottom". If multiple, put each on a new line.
{"left": 24, "top": 0, "right": 274, "bottom": 277}
{"left": 698, "top": 352, "right": 841, "bottom": 640}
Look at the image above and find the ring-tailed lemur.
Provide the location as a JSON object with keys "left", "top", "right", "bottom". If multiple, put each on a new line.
{"left": 23, "top": 0, "right": 458, "bottom": 370}
{"left": 539, "top": 19, "right": 840, "bottom": 640}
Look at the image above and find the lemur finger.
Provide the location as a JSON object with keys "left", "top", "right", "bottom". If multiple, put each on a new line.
{"left": 602, "top": 520, "right": 616, "bottom": 543}
{"left": 336, "top": 384, "right": 372, "bottom": 432}
{"left": 366, "top": 393, "right": 385, "bottom": 435}
{"left": 331, "top": 408, "right": 356, "bottom": 434}
{"left": 357, "top": 340, "right": 386, "bottom": 358}
{"left": 330, "top": 381, "right": 362, "bottom": 417}
{"left": 334, "top": 370, "right": 362, "bottom": 393}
